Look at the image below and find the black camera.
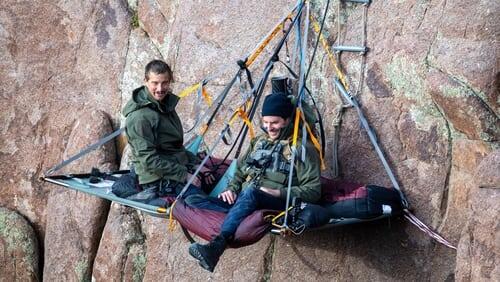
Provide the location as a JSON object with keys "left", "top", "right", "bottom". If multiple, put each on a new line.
{"left": 246, "top": 154, "right": 272, "bottom": 169}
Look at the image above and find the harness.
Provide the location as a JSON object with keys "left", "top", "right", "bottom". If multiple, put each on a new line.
{"left": 244, "top": 138, "right": 292, "bottom": 188}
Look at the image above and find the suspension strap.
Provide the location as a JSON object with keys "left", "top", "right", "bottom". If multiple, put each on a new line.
{"left": 229, "top": 107, "right": 255, "bottom": 140}
{"left": 292, "top": 108, "right": 301, "bottom": 147}
{"left": 244, "top": 6, "right": 296, "bottom": 68}
{"left": 184, "top": 80, "right": 214, "bottom": 134}
{"left": 201, "top": 71, "right": 241, "bottom": 135}
{"left": 278, "top": 1, "right": 308, "bottom": 230}
{"left": 178, "top": 82, "right": 202, "bottom": 98}
{"left": 201, "top": 86, "right": 213, "bottom": 106}
{"left": 333, "top": 78, "right": 409, "bottom": 208}
{"left": 44, "top": 127, "right": 125, "bottom": 176}
{"left": 297, "top": 0, "right": 310, "bottom": 101}
{"left": 276, "top": 107, "right": 302, "bottom": 232}
{"left": 330, "top": 104, "right": 350, "bottom": 178}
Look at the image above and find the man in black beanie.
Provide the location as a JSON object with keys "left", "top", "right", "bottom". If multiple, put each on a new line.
{"left": 188, "top": 91, "right": 322, "bottom": 272}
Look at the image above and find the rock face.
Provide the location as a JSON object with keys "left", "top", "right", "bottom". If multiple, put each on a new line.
{"left": 455, "top": 187, "right": 499, "bottom": 281}
{"left": 43, "top": 109, "right": 117, "bottom": 281}
{"left": 0, "top": 207, "right": 39, "bottom": 281}
{"left": 455, "top": 150, "right": 499, "bottom": 281}
{"left": 92, "top": 203, "right": 147, "bottom": 282}
{"left": 0, "top": 0, "right": 129, "bottom": 244}
{"left": 0, "top": 0, "right": 498, "bottom": 281}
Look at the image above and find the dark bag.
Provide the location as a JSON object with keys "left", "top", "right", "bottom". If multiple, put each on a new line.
{"left": 323, "top": 180, "right": 404, "bottom": 219}
{"left": 111, "top": 169, "right": 141, "bottom": 198}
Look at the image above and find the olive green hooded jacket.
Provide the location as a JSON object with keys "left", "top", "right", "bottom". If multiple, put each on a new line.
{"left": 123, "top": 86, "right": 199, "bottom": 184}
{"left": 226, "top": 124, "right": 322, "bottom": 203}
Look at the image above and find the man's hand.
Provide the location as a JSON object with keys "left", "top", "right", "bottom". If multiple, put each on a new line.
{"left": 186, "top": 173, "right": 201, "bottom": 187}
{"left": 259, "top": 187, "right": 281, "bottom": 197}
{"left": 219, "top": 190, "right": 237, "bottom": 205}
{"left": 198, "top": 165, "right": 216, "bottom": 185}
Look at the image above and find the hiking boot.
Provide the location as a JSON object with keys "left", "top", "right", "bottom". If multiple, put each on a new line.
{"left": 188, "top": 235, "right": 227, "bottom": 272}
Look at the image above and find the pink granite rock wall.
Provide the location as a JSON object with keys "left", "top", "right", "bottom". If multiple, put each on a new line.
{"left": 0, "top": 0, "right": 497, "bottom": 281}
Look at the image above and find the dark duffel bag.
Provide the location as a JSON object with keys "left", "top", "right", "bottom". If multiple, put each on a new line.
{"left": 111, "top": 169, "right": 141, "bottom": 198}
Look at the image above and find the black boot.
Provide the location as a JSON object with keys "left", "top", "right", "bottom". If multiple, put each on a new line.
{"left": 189, "top": 235, "right": 227, "bottom": 272}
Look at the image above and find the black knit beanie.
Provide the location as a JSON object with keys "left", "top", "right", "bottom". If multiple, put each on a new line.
{"left": 261, "top": 93, "right": 294, "bottom": 118}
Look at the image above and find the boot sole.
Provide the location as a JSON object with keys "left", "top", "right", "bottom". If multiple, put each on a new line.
{"left": 188, "top": 244, "right": 215, "bottom": 272}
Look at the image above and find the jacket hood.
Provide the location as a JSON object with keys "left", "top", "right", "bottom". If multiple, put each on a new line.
{"left": 123, "top": 86, "right": 179, "bottom": 117}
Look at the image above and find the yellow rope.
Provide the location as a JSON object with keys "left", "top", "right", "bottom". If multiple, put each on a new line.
{"left": 270, "top": 206, "right": 294, "bottom": 228}
{"left": 292, "top": 108, "right": 301, "bottom": 147}
{"left": 168, "top": 200, "right": 177, "bottom": 232}
{"left": 310, "top": 14, "right": 349, "bottom": 91}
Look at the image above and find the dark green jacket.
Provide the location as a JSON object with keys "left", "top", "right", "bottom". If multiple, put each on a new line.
{"left": 226, "top": 134, "right": 322, "bottom": 203}
{"left": 123, "top": 86, "right": 199, "bottom": 184}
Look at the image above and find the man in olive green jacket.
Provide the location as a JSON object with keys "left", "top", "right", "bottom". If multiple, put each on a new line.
{"left": 189, "top": 89, "right": 322, "bottom": 272}
{"left": 123, "top": 60, "right": 206, "bottom": 198}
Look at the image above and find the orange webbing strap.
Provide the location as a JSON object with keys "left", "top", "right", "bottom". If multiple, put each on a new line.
{"left": 292, "top": 108, "right": 301, "bottom": 147}
{"left": 238, "top": 108, "right": 255, "bottom": 139}
{"left": 199, "top": 123, "right": 209, "bottom": 135}
{"left": 310, "top": 14, "right": 349, "bottom": 91}
{"left": 229, "top": 106, "right": 255, "bottom": 139}
{"left": 300, "top": 113, "right": 326, "bottom": 170}
{"left": 246, "top": 14, "right": 294, "bottom": 67}
{"left": 168, "top": 200, "right": 178, "bottom": 232}
{"left": 178, "top": 82, "right": 201, "bottom": 98}
{"left": 201, "top": 86, "right": 213, "bottom": 106}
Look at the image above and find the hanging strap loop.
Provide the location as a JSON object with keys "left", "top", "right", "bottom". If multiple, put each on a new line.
{"left": 44, "top": 128, "right": 125, "bottom": 176}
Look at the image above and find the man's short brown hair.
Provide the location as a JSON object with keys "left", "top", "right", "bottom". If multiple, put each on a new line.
{"left": 145, "top": 59, "right": 173, "bottom": 82}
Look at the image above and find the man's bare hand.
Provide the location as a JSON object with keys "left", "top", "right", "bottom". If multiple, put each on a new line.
{"left": 259, "top": 187, "right": 281, "bottom": 197}
{"left": 219, "top": 190, "right": 237, "bottom": 205}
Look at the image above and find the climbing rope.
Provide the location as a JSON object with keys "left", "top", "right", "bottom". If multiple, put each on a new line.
{"left": 404, "top": 210, "right": 457, "bottom": 249}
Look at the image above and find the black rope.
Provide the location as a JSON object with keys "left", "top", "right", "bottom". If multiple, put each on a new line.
{"left": 305, "top": 87, "right": 326, "bottom": 157}
{"left": 181, "top": 226, "right": 196, "bottom": 243}
{"left": 204, "top": 71, "right": 241, "bottom": 129}
{"left": 305, "top": 0, "right": 331, "bottom": 82}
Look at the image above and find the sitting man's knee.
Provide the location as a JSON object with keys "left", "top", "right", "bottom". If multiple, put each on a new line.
{"left": 239, "top": 187, "right": 259, "bottom": 199}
